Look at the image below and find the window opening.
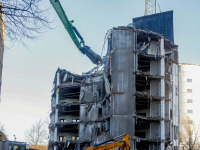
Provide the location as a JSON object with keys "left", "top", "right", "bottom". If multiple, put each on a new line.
{"left": 187, "top": 99, "right": 193, "bottom": 103}
{"left": 187, "top": 110, "right": 193, "bottom": 113}
{"left": 170, "top": 109, "right": 172, "bottom": 119}
{"left": 98, "top": 108, "right": 102, "bottom": 119}
{"left": 187, "top": 89, "right": 192, "bottom": 93}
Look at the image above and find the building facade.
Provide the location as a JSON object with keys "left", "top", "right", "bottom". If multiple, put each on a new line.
{"left": 179, "top": 63, "right": 200, "bottom": 124}
{"left": 49, "top": 28, "right": 179, "bottom": 150}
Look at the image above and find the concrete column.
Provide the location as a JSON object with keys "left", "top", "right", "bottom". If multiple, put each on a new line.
{"left": 160, "top": 37, "right": 165, "bottom": 150}
{"left": 110, "top": 29, "right": 135, "bottom": 148}
{"left": 54, "top": 71, "right": 60, "bottom": 150}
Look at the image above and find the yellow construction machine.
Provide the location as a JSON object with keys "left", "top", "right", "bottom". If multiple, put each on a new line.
{"left": 85, "top": 133, "right": 131, "bottom": 150}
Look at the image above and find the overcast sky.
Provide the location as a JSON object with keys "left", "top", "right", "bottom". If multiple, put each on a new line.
{"left": 0, "top": 0, "right": 200, "bottom": 142}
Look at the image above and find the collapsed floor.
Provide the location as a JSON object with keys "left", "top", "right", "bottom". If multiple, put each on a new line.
{"left": 49, "top": 27, "right": 179, "bottom": 150}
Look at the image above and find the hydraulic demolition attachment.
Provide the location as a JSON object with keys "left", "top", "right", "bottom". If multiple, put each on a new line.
{"left": 49, "top": 0, "right": 102, "bottom": 65}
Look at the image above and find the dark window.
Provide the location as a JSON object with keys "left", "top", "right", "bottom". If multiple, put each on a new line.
{"left": 137, "top": 113, "right": 146, "bottom": 117}
{"left": 170, "top": 109, "right": 172, "bottom": 119}
{"left": 98, "top": 108, "right": 102, "bottom": 119}
{"left": 188, "top": 120, "right": 193, "bottom": 124}
{"left": 187, "top": 79, "right": 192, "bottom": 82}
{"left": 187, "top": 89, "right": 192, "bottom": 93}
{"left": 187, "top": 99, "right": 193, "bottom": 103}
{"left": 187, "top": 110, "right": 193, "bottom": 113}
{"left": 135, "top": 132, "right": 146, "bottom": 138}
{"left": 106, "top": 119, "right": 110, "bottom": 132}
{"left": 96, "top": 127, "right": 101, "bottom": 136}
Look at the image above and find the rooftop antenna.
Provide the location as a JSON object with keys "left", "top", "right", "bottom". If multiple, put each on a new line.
{"left": 145, "top": 0, "right": 156, "bottom": 15}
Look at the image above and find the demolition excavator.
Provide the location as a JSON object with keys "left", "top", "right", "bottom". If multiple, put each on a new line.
{"left": 49, "top": 0, "right": 102, "bottom": 65}
{"left": 85, "top": 133, "right": 131, "bottom": 150}
{"left": 61, "top": 133, "right": 131, "bottom": 150}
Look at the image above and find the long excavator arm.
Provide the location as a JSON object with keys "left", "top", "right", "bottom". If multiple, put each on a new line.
{"left": 50, "top": 0, "right": 102, "bottom": 65}
{"left": 85, "top": 133, "right": 131, "bottom": 150}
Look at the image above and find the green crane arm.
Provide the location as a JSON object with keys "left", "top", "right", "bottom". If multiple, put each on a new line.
{"left": 49, "top": 0, "right": 83, "bottom": 49}
{"left": 49, "top": 0, "right": 102, "bottom": 65}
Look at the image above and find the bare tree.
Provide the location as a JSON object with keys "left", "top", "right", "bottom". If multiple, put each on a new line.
{"left": 24, "top": 119, "right": 48, "bottom": 150}
{"left": 180, "top": 117, "right": 200, "bottom": 150}
{"left": 0, "top": 0, "right": 51, "bottom": 46}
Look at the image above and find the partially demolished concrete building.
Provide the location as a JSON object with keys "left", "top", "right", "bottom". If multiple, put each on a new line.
{"left": 49, "top": 27, "right": 179, "bottom": 150}
{"left": 79, "top": 28, "right": 179, "bottom": 150}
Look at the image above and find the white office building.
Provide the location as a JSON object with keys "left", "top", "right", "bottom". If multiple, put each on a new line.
{"left": 179, "top": 63, "right": 200, "bottom": 124}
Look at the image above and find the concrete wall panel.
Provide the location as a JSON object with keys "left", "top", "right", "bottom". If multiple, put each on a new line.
{"left": 82, "top": 86, "right": 93, "bottom": 102}
{"left": 112, "top": 30, "right": 135, "bottom": 49}
{"left": 150, "top": 80, "right": 161, "bottom": 97}
{"left": 150, "top": 122, "right": 160, "bottom": 139}
{"left": 150, "top": 101, "right": 161, "bottom": 117}
{"left": 80, "top": 104, "right": 100, "bottom": 122}
{"left": 112, "top": 71, "right": 134, "bottom": 93}
{"left": 79, "top": 124, "right": 94, "bottom": 141}
{"left": 110, "top": 115, "right": 134, "bottom": 137}
{"left": 112, "top": 49, "right": 135, "bottom": 71}
{"left": 111, "top": 93, "right": 134, "bottom": 115}
{"left": 150, "top": 60, "right": 161, "bottom": 76}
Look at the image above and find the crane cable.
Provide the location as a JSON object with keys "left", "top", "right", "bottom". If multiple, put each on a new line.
{"left": 157, "top": 0, "right": 161, "bottom": 13}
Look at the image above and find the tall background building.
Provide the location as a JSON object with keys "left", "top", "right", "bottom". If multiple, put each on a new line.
{"left": 179, "top": 63, "right": 200, "bottom": 124}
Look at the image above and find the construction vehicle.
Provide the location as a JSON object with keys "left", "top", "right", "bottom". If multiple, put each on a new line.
{"left": 85, "top": 133, "right": 131, "bottom": 150}
{"left": 49, "top": 0, "right": 102, "bottom": 65}
{"left": 61, "top": 133, "right": 131, "bottom": 150}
